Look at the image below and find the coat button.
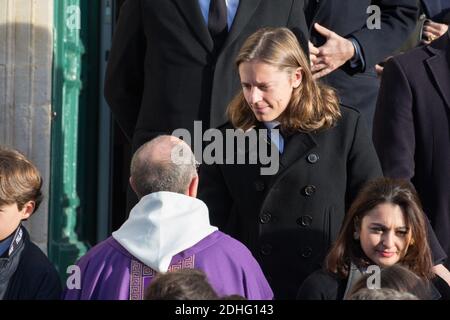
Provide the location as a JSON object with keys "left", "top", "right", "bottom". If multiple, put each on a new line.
{"left": 300, "top": 247, "right": 313, "bottom": 258}
{"left": 254, "top": 180, "right": 265, "bottom": 192}
{"left": 261, "top": 244, "right": 272, "bottom": 256}
{"left": 297, "top": 215, "right": 313, "bottom": 227}
{"left": 307, "top": 153, "right": 319, "bottom": 164}
{"left": 303, "top": 185, "right": 316, "bottom": 196}
{"left": 260, "top": 212, "right": 272, "bottom": 224}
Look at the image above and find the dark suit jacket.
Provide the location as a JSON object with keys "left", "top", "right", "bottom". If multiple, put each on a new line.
{"left": 104, "top": 0, "right": 309, "bottom": 151}
{"left": 422, "top": 0, "right": 450, "bottom": 21}
{"left": 198, "top": 106, "right": 383, "bottom": 299}
{"left": 373, "top": 31, "right": 450, "bottom": 268}
{"left": 305, "top": 0, "right": 419, "bottom": 131}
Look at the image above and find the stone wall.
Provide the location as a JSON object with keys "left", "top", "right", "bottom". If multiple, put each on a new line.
{"left": 0, "top": 0, "right": 53, "bottom": 253}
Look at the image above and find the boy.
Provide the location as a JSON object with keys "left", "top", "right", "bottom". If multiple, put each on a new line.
{"left": 0, "top": 147, "right": 61, "bottom": 299}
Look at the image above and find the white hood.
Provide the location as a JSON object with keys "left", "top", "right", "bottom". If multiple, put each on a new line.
{"left": 112, "top": 191, "right": 217, "bottom": 272}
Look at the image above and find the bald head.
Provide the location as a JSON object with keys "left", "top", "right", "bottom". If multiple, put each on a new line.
{"left": 130, "top": 136, "right": 197, "bottom": 198}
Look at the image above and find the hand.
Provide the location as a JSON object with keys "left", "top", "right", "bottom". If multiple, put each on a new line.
{"left": 432, "top": 264, "right": 450, "bottom": 287}
{"left": 422, "top": 20, "right": 448, "bottom": 45}
{"left": 375, "top": 64, "right": 384, "bottom": 78}
{"left": 310, "top": 23, "right": 355, "bottom": 79}
{"left": 374, "top": 56, "right": 393, "bottom": 78}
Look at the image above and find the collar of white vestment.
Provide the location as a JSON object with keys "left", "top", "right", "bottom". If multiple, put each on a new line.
{"left": 112, "top": 191, "right": 217, "bottom": 273}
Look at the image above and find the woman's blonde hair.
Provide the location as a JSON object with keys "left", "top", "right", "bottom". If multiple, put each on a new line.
{"left": 227, "top": 27, "right": 340, "bottom": 133}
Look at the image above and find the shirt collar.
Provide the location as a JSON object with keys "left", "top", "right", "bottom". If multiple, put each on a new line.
{"left": 0, "top": 230, "right": 16, "bottom": 257}
{"left": 263, "top": 121, "right": 281, "bottom": 130}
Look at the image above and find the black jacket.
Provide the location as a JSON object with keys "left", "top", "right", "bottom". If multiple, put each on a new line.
{"left": 104, "top": 0, "right": 309, "bottom": 150}
{"left": 373, "top": 31, "right": 450, "bottom": 269}
{"left": 198, "top": 106, "right": 382, "bottom": 299}
{"left": 2, "top": 228, "right": 62, "bottom": 300}
{"left": 306, "top": 0, "right": 419, "bottom": 131}
{"left": 297, "top": 268, "right": 446, "bottom": 300}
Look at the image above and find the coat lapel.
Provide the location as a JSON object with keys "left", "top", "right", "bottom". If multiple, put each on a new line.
{"left": 221, "top": 0, "right": 262, "bottom": 52}
{"left": 173, "top": 0, "right": 214, "bottom": 52}
{"left": 425, "top": 33, "right": 450, "bottom": 111}
{"left": 278, "top": 131, "right": 317, "bottom": 173}
{"left": 261, "top": 130, "right": 317, "bottom": 191}
{"left": 248, "top": 125, "right": 317, "bottom": 173}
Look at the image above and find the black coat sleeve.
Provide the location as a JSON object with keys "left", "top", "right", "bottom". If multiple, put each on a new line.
{"left": 427, "top": 219, "right": 448, "bottom": 265}
{"left": 198, "top": 163, "right": 233, "bottom": 230}
{"left": 351, "top": 0, "right": 419, "bottom": 69}
{"left": 104, "top": 0, "right": 146, "bottom": 141}
{"left": 297, "top": 269, "right": 344, "bottom": 300}
{"left": 373, "top": 58, "right": 447, "bottom": 265}
{"left": 373, "top": 57, "right": 415, "bottom": 180}
{"left": 346, "top": 111, "right": 383, "bottom": 211}
{"left": 287, "top": 0, "right": 310, "bottom": 55}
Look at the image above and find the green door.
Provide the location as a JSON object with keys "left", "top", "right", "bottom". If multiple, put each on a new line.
{"left": 49, "top": 0, "right": 100, "bottom": 279}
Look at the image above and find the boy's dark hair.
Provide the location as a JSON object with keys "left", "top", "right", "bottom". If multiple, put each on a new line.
{"left": 144, "top": 268, "right": 219, "bottom": 300}
{"left": 0, "top": 147, "right": 43, "bottom": 212}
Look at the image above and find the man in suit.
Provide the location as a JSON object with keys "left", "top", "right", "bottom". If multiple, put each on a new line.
{"left": 104, "top": 0, "right": 309, "bottom": 149}
{"left": 373, "top": 30, "right": 450, "bottom": 274}
{"left": 305, "top": 0, "right": 419, "bottom": 132}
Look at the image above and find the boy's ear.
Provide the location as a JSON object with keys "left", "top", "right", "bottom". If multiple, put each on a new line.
{"left": 20, "top": 201, "right": 35, "bottom": 220}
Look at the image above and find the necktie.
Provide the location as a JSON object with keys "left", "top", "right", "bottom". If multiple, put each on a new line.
{"left": 269, "top": 125, "right": 285, "bottom": 154}
{"left": 208, "top": 0, "right": 228, "bottom": 51}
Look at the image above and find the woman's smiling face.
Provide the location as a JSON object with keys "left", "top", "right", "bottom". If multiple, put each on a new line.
{"left": 357, "top": 203, "right": 413, "bottom": 267}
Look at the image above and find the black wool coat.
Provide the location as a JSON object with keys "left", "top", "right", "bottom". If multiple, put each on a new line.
{"left": 373, "top": 31, "right": 450, "bottom": 269}
{"left": 198, "top": 106, "right": 382, "bottom": 299}
{"left": 3, "top": 228, "right": 62, "bottom": 300}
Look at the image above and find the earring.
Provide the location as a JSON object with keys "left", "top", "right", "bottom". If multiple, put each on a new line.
{"left": 410, "top": 238, "right": 415, "bottom": 246}
{"left": 353, "top": 232, "right": 359, "bottom": 240}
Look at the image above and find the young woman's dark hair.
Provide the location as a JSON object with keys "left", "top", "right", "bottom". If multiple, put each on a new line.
{"left": 325, "top": 177, "right": 433, "bottom": 279}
